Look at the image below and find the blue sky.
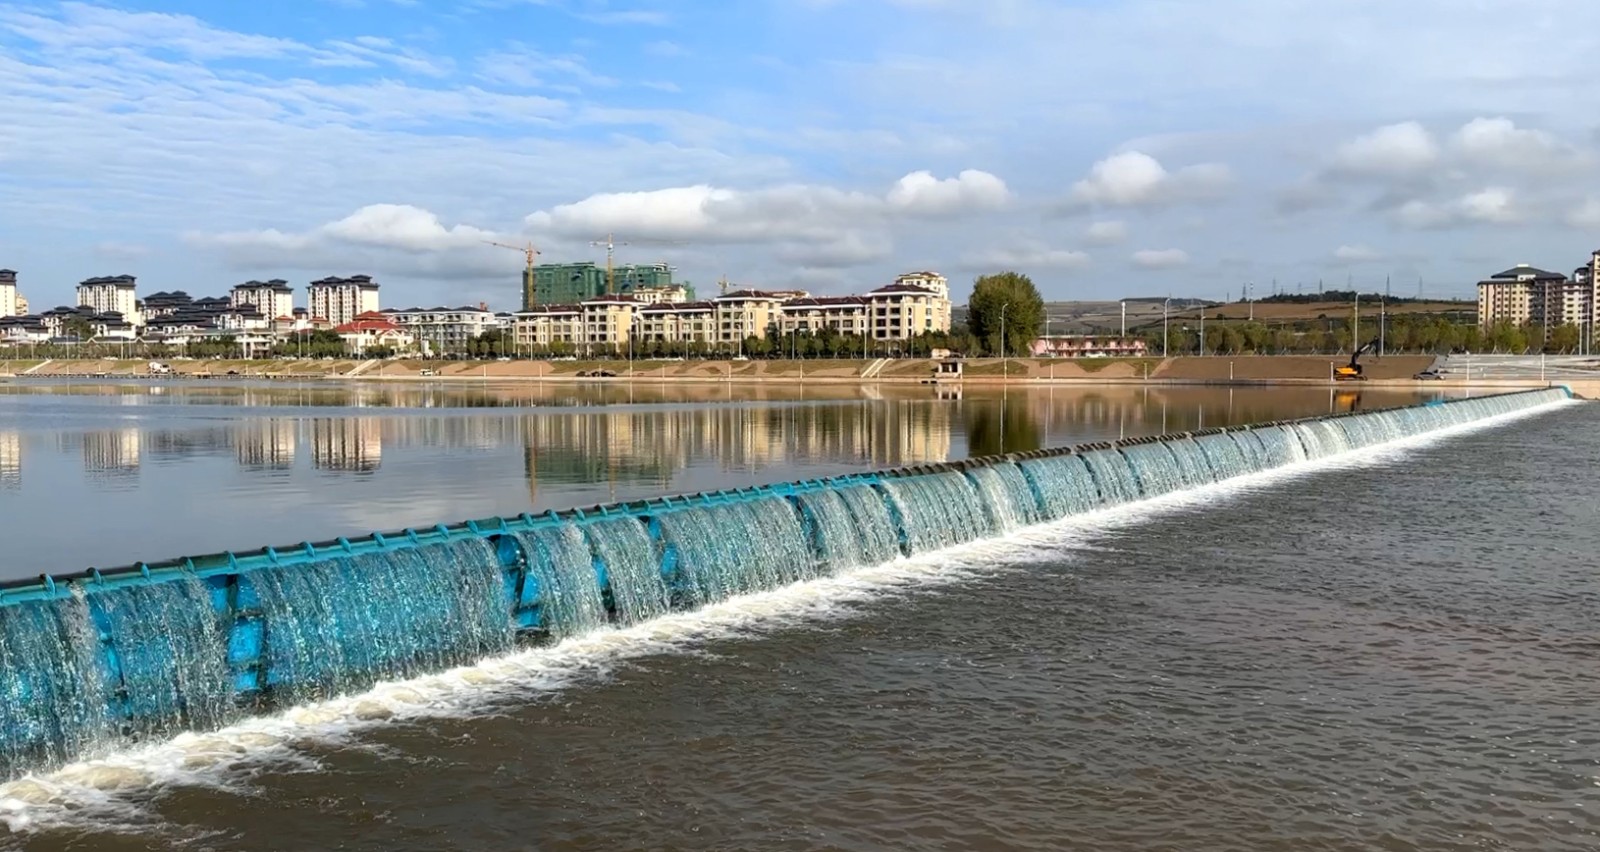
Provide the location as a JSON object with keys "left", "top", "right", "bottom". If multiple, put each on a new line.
{"left": 4, "top": 0, "right": 1600, "bottom": 310}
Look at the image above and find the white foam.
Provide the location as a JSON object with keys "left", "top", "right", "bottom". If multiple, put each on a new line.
{"left": 0, "top": 396, "right": 1577, "bottom": 834}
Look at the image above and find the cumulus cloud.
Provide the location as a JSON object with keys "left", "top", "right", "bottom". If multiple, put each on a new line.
{"left": 959, "top": 244, "right": 1091, "bottom": 271}
{"left": 886, "top": 169, "right": 1010, "bottom": 215}
{"left": 1330, "top": 121, "right": 1440, "bottom": 179}
{"left": 1083, "top": 220, "right": 1127, "bottom": 245}
{"left": 1332, "top": 244, "right": 1383, "bottom": 263}
{"left": 1067, "top": 152, "right": 1231, "bottom": 208}
{"left": 198, "top": 204, "right": 500, "bottom": 253}
{"left": 1131, "top": 248, "right": 1189, "bottom": 269}
{"left": 1393, "top": 187, "right": 1523, "bottom": 229}
{"left": 1451, "top": 117, "right": 1589, "bottom": 174}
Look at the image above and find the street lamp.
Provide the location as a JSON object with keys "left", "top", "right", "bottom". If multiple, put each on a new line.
{"left": 1000, "top": 301, "right": 1009, "bottom": 382}
{"left": 1162, "top": 297, "right": 1173, "bottom": 357}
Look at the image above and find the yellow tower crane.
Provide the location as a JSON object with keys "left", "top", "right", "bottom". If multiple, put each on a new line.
{"left": 589, "top": 233, "right": 690, "bottom": 295}
{"left": 484, "top": 240, "right": 542, "bottom": 307}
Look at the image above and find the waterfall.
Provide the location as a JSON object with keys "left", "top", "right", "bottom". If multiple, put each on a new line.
{"left": 1020, "top": 455, "right": 1101, "bottom": 520}
{"left": 0, "top": 389, "right": 1570, "bottom": 781}
{"left": 249, "top": 538, "right": 512, "bottom": 705}
{"left": 882, "top": 472, "right": 994, "bottom": 554}
{"left": 1079, "top": 448, "right": 1141, "bottom": 505}
{"left": 513, "top": 526, "right": 607, "bottom": 639}
{"left": 795, "top": 486, "right": 902, "bottom": 570}
{"left": 656, "top": 498, "right": 813, "bottom": 607}
{"left": 584, "top": 518, "right": 667, "bottom": 626}
{"left": 966, "top": 464, "right": 1043, "bottom": 530}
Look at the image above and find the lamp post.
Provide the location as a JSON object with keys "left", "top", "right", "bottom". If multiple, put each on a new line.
{"left": 1162, "top": 297, "right": 1172, "bottom": 357}
{"left": 1000, "top": 301, "right": 1009, "bottom": 382}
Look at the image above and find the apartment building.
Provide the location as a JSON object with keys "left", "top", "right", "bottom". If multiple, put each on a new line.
{"left": 580, "top": 295, "right": 641, "bottom": 347}
{"left": 385, "top": 305, "right": 500, "bottom": 354}
{"left": 77, "top": 275, "right": 140, "bottom": 325}
{"left": 715, "top": 289, "right": 790, "bottom": 343}
{"left": 0, "top": 269, "right": 17, "bottom": 318}
{"left": 636, "top": 301, "right": 716, "bottom": 345}
{"left": 777, "top": 296, "right": 869, "bottom": 336}
{"left": 230, "top": 279, "right": 295, "bottom": 320}
{"left": 307, "top": 275, "right": 380, "bottom": 327}
{"left": 893, "top": 270, "right": 950, "bottom": 301}
{"left": 867, "top": 282, "right": 949, "bottom": 340}
{"left": 630, "top": 285, "right": 692, "bottom": 305}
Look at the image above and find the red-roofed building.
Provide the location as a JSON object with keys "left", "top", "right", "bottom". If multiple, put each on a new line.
{"left": 335, "top": 313, "right": 413, "bottom": 355}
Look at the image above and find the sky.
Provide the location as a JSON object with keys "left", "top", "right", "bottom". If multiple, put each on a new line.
{"left": 4, "top": 0, "right": 1600, "bottom": 310}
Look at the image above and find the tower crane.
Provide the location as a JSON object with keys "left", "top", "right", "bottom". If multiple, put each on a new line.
{"left": 589, "top": 232, "right": 689, "bottom": 295}
{"left": 484, "top": 240, "right": 542, "bottom": 306}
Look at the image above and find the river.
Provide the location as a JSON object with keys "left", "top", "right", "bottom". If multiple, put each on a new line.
{"left": 1, "top": 381, "right": 1593, "bottom": 851}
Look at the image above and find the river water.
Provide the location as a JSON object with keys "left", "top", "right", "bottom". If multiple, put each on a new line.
{"left": 2, "top": 381, "right": 1595, "bottom": 851}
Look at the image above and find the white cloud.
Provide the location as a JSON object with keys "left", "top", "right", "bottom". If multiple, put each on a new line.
{"left": 959, "top": 244, "right": 1091, "bottom": 271}
{"left": 1068, "top": 151, "right": 1231, "bottom": 208}
{"left": 1394, "top": 187, "right": 1524, "bottom": 229}
{"left": 1131, "top": 248, "right": 1189, "bottom": 269}
{"left": 1084, "top": 220, "right": 1127, "bottom": 245}
{"left": 193, "top": 204, "right": 502, "bottom": 253}
{"left": 885, "top": 169, "right": 1010, "bottom": 215}
{"left": 1330, "top": 121, "right": 1440, "bottom": 178}
{"left": 1333, "top": 244, "right": 1383, "bottom": 263}
{"left": 1451, "top": 116, "right": 1589, "bottom": 175}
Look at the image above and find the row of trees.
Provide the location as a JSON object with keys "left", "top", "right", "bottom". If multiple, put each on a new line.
{"left": 1137, "top": 316, "right": 1590, "bottom": 355}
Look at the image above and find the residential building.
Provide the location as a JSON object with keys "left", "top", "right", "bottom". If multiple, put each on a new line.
{"left": 336, "top": 312, "right": 414, "bottom": 355}
{"left": 1476, "top": 264, "right": 1565, "bottom": 329}
{"left": 894, "top": 270, "right": 950, "bottom": 301}
{"left": 777, "top": 296, "right": 868, "bottom": 336}
{"left": 867, "top": 282, "right": 950, "bottom": 341}
{"left": 77, "top": 275, "right": 140, "bottom": 325}
{"left": 513, "top": 304, "right": 582, "bottom": 348}
{"left": 1031, "top": 336, "right": 1149, "bottom": 358}
{"left": 13, "top": 294, "right": 25, "bottom": 315}
{"left": 0, "top": 315, "right": 48, "bottom": 345}
{"left": 580, "top": 295, "right": 642, "bottom": 349}
{"left": 307, "top": 275, "right": 380, "bottom": 327}
{"left": 527, "top": 261, "right": 676, "bottom": 309}
{"left": 385, "top": 305, "right": 500, "bottom": 355}
{"left": 715, "top": 289, "right": 791, "bottom": 343}
{"left": 0, "top": 269, "right": 17, "bottom": 318}
{"left": 143, "top": 291, "right": 193, "bottom": 318}
{"left": 631, "top": 284, "right": 693, "bottom": 305}
{"left": 636, "top": 301, "right": 716, "bottom": 345}
{"left": 230, "top": 279, "right": 295, "bottom": 320}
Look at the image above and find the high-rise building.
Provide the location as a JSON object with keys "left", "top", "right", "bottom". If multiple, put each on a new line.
{"left": 0, "top": 269, "right": 17, "bottom": 318}
{"left": 527, "top": 261, "right": 677, "bottom": 309}
{"left": 230, "top": 279, "right": 295, "bottom": 319}
{"left": 894, "top": 270, "right": 950, "bottom": 301}
{"left": 307, "top": 275, "right": 380, "bottom": 327}
{"left": 77, "top": 275, "right": 139, "bottom": 323}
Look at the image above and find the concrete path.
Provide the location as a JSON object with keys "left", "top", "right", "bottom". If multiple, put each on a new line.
{"left": 344, "top": 359, "right": 381, "bottom": 377}
{"left": 20, "top": 359, "right": 52, "bottom": 375}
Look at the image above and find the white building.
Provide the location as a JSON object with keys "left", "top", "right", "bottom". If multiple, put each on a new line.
{"left": 630, "top": 285, "right": 692, "bottom": 305}
{"left": 894, "top": 270, "right": 950, "bottom": 301}
{"left": 386, "top": 305, "right": 500, "bottom": 354}
{"left": 231, "top": 279, "right": 295, "bottom": 320}
{"left": 714, "top": 289, "right": 792, "bottom": 344}
{"left": 307, "top": 275, "right": 380, "bottom": 327}
{"left": 637, "top": 301, "right": 716, "bottom": 345}
{"left": 777, "top": 296, "right": 869, "bottom": 336}
{"left": 77, "top": 275, "right": 140, "bottom": 325}
{"left": 0, "top": 269, "right": 17, "bottom": 318}
{"left": 867, "top": 282, "right": 950, "bottom": 340}
{"left": 513, "top": 304, "right": 582, "bottom": 348}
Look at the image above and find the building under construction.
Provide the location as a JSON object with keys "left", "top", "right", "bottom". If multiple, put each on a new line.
{"left": 524, "top": 261, "right": 688, "bottom": 309}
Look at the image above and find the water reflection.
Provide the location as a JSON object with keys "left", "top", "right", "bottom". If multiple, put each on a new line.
{"left": 0, "top": 383, "right": 1457, "bottom": 577}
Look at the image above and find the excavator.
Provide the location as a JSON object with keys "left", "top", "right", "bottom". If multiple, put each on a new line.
{"left": 1334, "top": 338, "right": 1380, "bottom": 381}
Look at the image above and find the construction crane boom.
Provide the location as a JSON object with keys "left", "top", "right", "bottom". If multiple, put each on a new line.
{"left": 484, "top": 240, "right": 542, "bottom": 307}
{"left": 588, "top": 232, "right": 690, "bottom": 295}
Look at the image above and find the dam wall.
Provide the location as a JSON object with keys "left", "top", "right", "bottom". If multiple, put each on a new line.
{"left": 0, "top": 388, "right": 1572, "bottom": 778}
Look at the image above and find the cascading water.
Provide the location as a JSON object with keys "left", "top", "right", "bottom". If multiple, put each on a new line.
{"left": 1019, "top": 455, "right": 1101, "bottom": 520}
{"left": 1079, "top": 448, "right": 1142, "bottom": 505}
{"left": 795, "top": 486, "right": 902, "bottom": 569}
{"left": 512, "top": 526, "right": 607, "bottom": 638}
{"left": 249, "top": 538, "right": 512, "bottom": 704}
{"left": 0, "top": 389, "right": 1572, "bottom": 782}
{"left": 656, "top": 497, "right": 813, "bottom": 607}
{"left": 584, "top": 517, "right": 666, "bottom": 626}
{"left": 882, "top": 471, "right": 994, "bottom": 553}
{"left": 965, "top": 464, "right": 1044, "bottom": 530}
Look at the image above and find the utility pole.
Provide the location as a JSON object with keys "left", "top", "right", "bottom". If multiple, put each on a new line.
{"left": 1000, "top": 301, "right": 1009, "bottom": 382}
{"left": 1120, "top": 301, "right": 1126, "bottom": 338}
{"left": 1162, "top": 297, "right": 1172, "bottom": 357}
{"left": 1381, "top": 275, "right": 1389, "bottom": 356}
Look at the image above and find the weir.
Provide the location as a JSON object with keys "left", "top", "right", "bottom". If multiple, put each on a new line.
{"left": 0, "top": 388, "right": 1572, "bottom": 778}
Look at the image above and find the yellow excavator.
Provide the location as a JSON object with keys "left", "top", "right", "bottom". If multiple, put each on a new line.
{"left": 1334, "top": 339, "right": 1380, "bottom": 381}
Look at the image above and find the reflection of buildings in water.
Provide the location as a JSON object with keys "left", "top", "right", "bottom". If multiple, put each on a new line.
{"left": 82, "top": 428, "right": 141, "bottom": 477}
{"left": 0, "top": 431, "right": 18, "bottom": 488}
{"left": 521, "top": 402, "right": 955, "bottom": 502}
{"left": 311, "top": 418, "right": 382, "bottom": 472}
{"left": 383, "top": 416, "right": 518, "bottom": 452}
{"left": 144, "top": 428, "right": 234, "bottom": 459}
{"left": 234, "top": 418, "right": 297, "bottom": 469}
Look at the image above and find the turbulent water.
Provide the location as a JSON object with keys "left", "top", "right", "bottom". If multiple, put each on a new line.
{"left": 1, "top": 392, "right": 1596, "bottom": 850}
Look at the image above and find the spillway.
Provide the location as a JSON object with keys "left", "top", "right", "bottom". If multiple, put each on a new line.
{"left": 0, "top": 388, "right": 1572, "bottom": 779}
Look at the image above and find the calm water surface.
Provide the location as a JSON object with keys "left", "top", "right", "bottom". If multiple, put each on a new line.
{"left": 4, "top": 382, "right": 1592, "bottom": 852}
{"left": 0, "top": 380, "right": 1445, "bottom": 578}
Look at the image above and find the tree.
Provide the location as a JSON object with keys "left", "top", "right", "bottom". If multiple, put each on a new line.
{"left": 967, "top": 271, "right": 1045, "bottom": 356}
{"left": 1547, "top": 323, "right": 1580, "bottom": 353}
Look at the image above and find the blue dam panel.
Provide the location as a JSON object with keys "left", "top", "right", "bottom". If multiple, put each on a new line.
{"left": 0, "top": 388, "right": 1571, "bottom": 780}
